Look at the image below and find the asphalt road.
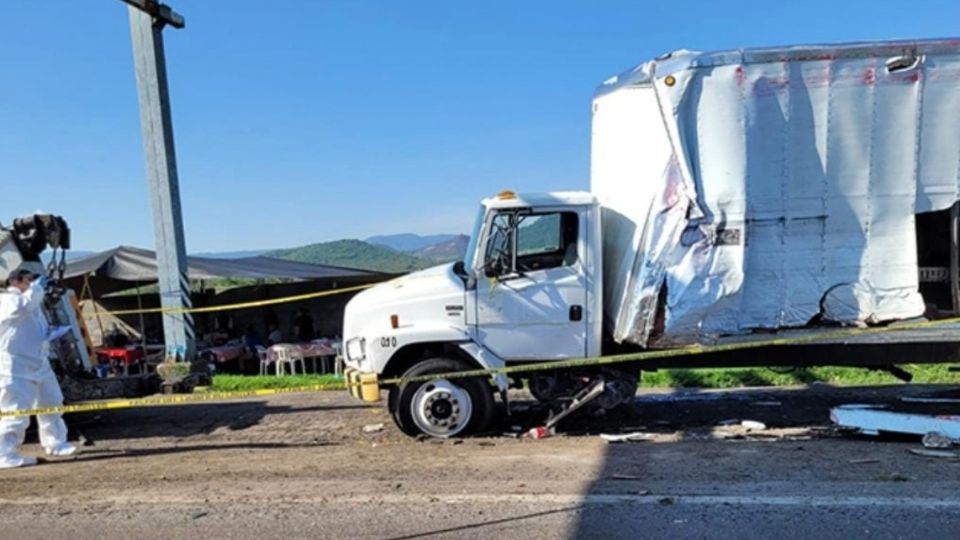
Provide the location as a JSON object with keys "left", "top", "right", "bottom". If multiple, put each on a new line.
{"left": 1, "top": 384, "right": 959, "bottom": 539}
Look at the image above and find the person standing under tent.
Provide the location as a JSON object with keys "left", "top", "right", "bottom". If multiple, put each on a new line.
{"left": 293, "top": 308, "right": 316, "bottom": 342}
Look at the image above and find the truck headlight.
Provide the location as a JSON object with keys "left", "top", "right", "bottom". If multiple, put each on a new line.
{"left": 346, "top": 337, "right": 366, "bottom": 361}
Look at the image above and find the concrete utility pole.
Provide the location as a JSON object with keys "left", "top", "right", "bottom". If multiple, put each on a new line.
{"left": 123, "top": 0, "right": 195, "bottom": 363}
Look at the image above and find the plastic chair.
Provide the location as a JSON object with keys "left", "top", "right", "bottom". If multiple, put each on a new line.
{"left": 334, "top": 341, "right": 344, "bottom": 377}
{"left": 271, "top": 344, "right": 305, "bottom": 376}
{"left": 256, "top": 345, "right": 272, "bottom": 375}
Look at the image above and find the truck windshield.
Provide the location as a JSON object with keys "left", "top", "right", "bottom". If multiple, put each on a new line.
{"left": 462, "top": 206, "right": 485, "bottom": 271}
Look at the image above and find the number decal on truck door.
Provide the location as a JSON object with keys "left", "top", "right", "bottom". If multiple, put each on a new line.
{"left": 380, "top": 336, "right": 397, "bottom": 348}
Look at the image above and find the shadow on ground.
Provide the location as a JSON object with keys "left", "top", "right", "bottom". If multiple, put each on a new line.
{"left": 69, "top": 441, "right": 337, "bottom": 463}
{"left": 559, "top": 382, "right": 960, "bottom": 538}
{"left": 46, "top": 400, "right": 376, "bottom": 444}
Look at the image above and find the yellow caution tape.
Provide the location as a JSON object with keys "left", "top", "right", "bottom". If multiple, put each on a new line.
{"left": 90, "top": 282, "right": 381, "bottom": 317}
{"left": 378, "top": 314, "right": 960, "bottom": 385}
{"left": 86, "top": 269, "right": 458, "bottom": 317}
{"left": 0, "top": 384, "right": 347, "bottom": 418}
{"left": 4, "top": 311, "right": 960, "bottom": 419}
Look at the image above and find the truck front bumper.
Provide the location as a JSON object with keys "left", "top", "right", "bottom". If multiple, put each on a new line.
{"left": 345, "top": 368, "right": 381, "bottom": 402}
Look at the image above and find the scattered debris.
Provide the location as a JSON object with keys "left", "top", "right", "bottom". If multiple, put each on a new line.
{"left": 744, "top": 432, "right": 782, "bottom": 441}
{"left": 753, "top": 401, "right": 782, "bottom": 407}
{"left": 658, "top": 496, "right": 675, "bottom": 506}
{"left": 510, "top": 425, "right": 524, "bottom": 432}
{"left": 77, "top": 432, "right": 95, "bottom": 447}
{"left": 848, "top": 458, "right": 880, "bottom": 465}
{"left": 362, "top": 423, "right": 385, "bottom": 434}
{"left": 717, "top": 418, "right": 740, "bottom": 426}
{"left": 740, "top": 420, "right": 767, "bottom": 431}
{"left": 874, "top": 473, "right": 910, "bottom": 482}
{"left": 522, "top": 426, "right": 555, "bottom": 440}
{"left": 600, "top": 432, "right": 655, "bottom": 443}
{"left": 609, "top": 474, "right": 643, "bottom": 480}
{"left": 922, "top": 432, "right": 956, "bottom": 449}
{"left": 908, "top": 448, "right": 960, "bottom": 459}
{"left": 831, "top": 404, "right": 960, "bottom": 439}
{"left": 190, "top": 511, "right": 208, "bottom": 520}
{"left": 477, "top": 441, "right": 496, "bottom": 447}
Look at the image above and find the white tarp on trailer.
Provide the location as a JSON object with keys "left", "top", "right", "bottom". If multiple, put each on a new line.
{"left": 592, "top": 39, "right": 960, "bottom": 347}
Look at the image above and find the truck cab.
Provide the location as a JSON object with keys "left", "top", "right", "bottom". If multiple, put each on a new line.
{"left": 342, "top": 190, "right": 603, "bottom": 437}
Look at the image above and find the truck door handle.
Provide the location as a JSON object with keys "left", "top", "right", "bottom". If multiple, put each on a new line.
{"left": 569, "top": 305, "right": 583, "bottom": 322}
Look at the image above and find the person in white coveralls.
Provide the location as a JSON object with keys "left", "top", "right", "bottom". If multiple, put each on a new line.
{"left": 0, "top": 268, "right": 77, "bottom": 469}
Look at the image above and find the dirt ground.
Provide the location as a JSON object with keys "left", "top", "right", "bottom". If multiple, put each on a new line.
{"left": 2, "top": 383, "right": 960, "bottom": 539}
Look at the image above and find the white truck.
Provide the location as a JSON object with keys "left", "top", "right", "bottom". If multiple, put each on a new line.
{"left": 343, "top": 38, "right": 960, "bottom": 438}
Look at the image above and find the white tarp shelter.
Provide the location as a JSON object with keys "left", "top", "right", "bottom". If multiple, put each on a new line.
{"left": 63, "top": 245, "right": 385, "bottom": 296}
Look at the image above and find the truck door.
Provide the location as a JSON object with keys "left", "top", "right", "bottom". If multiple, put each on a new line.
{"left": 473, "top": 208, "right": 587, "bottom": 360}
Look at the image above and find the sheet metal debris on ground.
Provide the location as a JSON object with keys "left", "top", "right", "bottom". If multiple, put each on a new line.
{"left": 831, "top": 403, "right": 960, "bottom": 439}
{"left": 908, "top": 448, "right": 960, "bottom": 459}
{"left": 600, "top": 432, "right": 655, "bottom": 443}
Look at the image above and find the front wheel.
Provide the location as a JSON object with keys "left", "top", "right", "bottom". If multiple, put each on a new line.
{"left": 388, "top": 357, "right": 495, "bottom": 438}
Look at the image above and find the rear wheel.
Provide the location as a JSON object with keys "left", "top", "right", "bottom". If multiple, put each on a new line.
{"left": 388, "top": 357, "right": 495, "bottom": 438}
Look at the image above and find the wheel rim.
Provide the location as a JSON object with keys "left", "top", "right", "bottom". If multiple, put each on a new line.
{"left": 410, "top": 378, "right": 473, "bottom": 438}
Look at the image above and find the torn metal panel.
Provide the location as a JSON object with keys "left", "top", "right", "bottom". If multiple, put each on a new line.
{"left": 830, "top": 403, "right": 960, "bottom": 439}
{"left": 592, "top": 39, "right": 960, "bottom": 346}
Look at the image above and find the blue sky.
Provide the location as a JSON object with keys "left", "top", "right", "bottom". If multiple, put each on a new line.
{"left": 2, "top": 0, "right": 958, "bottom": 252}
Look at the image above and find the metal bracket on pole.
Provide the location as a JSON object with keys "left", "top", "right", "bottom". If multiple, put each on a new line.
{"left": 126, "top": 2, "right": 195, "bottom": 363}
{"left": 120, "top": 0, "right": 184, "bottom": 29}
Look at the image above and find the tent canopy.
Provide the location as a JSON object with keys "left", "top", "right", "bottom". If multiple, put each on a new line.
{"left": 63, "top": 246, "right": 386, "bottom": 296}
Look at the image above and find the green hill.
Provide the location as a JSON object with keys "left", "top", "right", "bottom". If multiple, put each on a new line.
{"left": 268, "top": 239, "right": 434, "bottom": 273}
{"left": 411, "top": 235, "right": 469, "bottom": 262}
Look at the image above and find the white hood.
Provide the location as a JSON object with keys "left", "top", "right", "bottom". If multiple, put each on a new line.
{"left": 343, "top": 263, "right": 467, "bottom": 352}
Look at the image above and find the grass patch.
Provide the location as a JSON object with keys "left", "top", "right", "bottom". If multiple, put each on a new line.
{"left": 640, "top": 364, "right": 960, "bottom": 389}
{"left": 209, "top": 364, "right": 959, "bottom": 393}
{"left": 211, "top": 374, "right": 344, "bottom": 392}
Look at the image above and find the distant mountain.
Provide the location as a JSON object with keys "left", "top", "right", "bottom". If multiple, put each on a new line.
{"left": 192, "top": 250, "right": 268, "bottom": 259}
{"left": 366, "top": 233, "right": 461, "bottom": 252}
{"left": 267, "top": 239, "right": 434, "bottom": 273}
{"left": 412, "top": 234, "right": 469, "bottom": 262}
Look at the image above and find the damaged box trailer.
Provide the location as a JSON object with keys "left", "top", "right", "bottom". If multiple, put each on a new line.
{"left": 593, "top": 39, "right": 960, "bottom": 347}
{"left": 341, "top": 39, "right": 960, "bottom": 438}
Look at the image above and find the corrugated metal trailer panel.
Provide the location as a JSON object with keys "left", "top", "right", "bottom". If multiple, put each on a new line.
{"left": 592, "top": 39, "right": 960, "bottom": 347}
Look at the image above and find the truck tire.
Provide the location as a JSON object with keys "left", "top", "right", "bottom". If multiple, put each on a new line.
{"left": 388, "top": 357, "right": 495, "bottom": 438}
